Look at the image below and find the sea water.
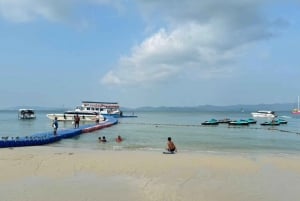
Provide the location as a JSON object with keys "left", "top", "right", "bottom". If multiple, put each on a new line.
{"left": 1, "top": 110, "right": 300, "bottom": 154}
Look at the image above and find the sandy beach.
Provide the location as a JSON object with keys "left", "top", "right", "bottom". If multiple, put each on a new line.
{"left": 1, "top": 147, "right": 300, "bottom": 201}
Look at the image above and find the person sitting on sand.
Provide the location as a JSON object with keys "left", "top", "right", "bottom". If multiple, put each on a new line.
{"left": 98, "top": 136, "right": 107, "bottom": 143}
{"left": 166, "top": 137, "right": 177, "bottom": 152}
{"left": 115, "top": 135, "right": 123, "bottom": 143}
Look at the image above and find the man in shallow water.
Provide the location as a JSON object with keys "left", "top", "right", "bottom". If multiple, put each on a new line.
{"left": 166, "top": 137, "right": 177, "bottom": 153}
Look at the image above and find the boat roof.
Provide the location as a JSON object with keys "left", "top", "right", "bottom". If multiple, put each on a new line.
{"left": 256, "top": 110, "right": 275, "bottom": 113}
{"left": 19, "top": 109, "right": 35, "bottom": 112}
{"left": 82, "top": 101, "right": 118, "bottom": 104}
{"left": 81, "top": 101, "right": 120, "bottom": 108}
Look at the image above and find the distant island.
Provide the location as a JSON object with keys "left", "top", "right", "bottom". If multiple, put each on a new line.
{"left": 128, "top": 103, "right": 295, "bottom": 112}
{"left": 1, "top": 103, "right": 295, "bottom": 112}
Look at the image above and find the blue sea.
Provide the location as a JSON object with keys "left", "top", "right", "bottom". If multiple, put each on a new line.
{"left": 1, "top": 110, "right": 300, "bottom": 154}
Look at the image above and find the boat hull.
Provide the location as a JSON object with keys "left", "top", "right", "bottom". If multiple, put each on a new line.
{"left": 228, "top": 122, "right": 249, "bottom": 126}
{"left": 18, "top": 109, "right": 36, "bottom": 120}
{"left": 201, "top": 119, "right": 219, "bottom": 125}
{"left": 251, "top": 111, "right": 276, "bottom": 118}
{"left": 292, "top": 110, "right": 300, "bottom": 114}
{"left": 228, "top": 120, "right": 249, "bottom": 126}
{"left": 260, "top": 122, "right": 280, "bottom": 126}
{"left": 201, "top": 122, "right": 219, "bottom": 125}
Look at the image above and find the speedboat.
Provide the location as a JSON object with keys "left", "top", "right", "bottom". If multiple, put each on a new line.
{"left": 18, "top": 109, "right": 36, "bottom": 120}
{"left": 251, "top": 110, "right": 276, "bottom": 118}
{"left": 274, "top": 118, "right": 288, "bottom": 124}
{"left": 228, "top": 119, "right": 249, "bottom": 126}
{"left": 260, "top": 120, "right": 280, "bottom": 126}
{"left": 217, "top": 118, "right": 231, "bottom": 123}
{"left": 246, "top": 118, "right": 257, "bottom": 124}
{"left": 201, "top": 119, "right": 219, "bottom": 125}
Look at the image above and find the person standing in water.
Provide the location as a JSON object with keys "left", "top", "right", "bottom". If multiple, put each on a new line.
{"left": 115, "top": 135, "right": 123, "bottom": 143}
{"left": 52, "top": 117, "right": 58, "bottom": 135}
{"left": 74, "top": 114, "right": 80, "bottom": 128}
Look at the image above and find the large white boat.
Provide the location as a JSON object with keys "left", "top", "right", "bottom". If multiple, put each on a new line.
{"left": 46, "top": 101, "right": 121, "bottom": 121}
{"left": 251, "top": 110, "right": 277, "bottom": 118}
{"left": 79, "top": 101, "right": 122, "bottom": 117}
{"left": 18, "top": 109, "right": 36, "bottom": 120}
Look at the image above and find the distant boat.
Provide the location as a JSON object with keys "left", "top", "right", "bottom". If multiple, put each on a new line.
{"left": 246, "top": 118, "right": 257, "bottom": 124}
{"left": 46, "top": 101, "right": 125, "bottom": 121}
{"left": 260, "top": 120, "right": 280, "bottom": 126}
{"left": 275, "top": 118, "right": 288, "bottom": 124}
{"left": 217, "top": 118, "right": 231, "bottom": 124}
{"left": 228, "top": 119, "right": 249, "bottom": 126}
{"left": 201, "top": 119, "right": 219, "bottom": 125}
{"left": 18, "top": 109, "right": 36, "bottom": 120}
{"left": 292, "top": 96, "right": 300, "bottom": 114}
{"left": 251, "top": 110, "right": 276, "bottom": 118}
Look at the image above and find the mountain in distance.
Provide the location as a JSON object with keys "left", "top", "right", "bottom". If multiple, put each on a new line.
{"left": 1, "top": 103, "right": 295, "bottom": 112}
{"left": 123, "top": 103, "right": 295, "bottom": 112}
{"left": 0, "top": 106, "right": 69, "bottom": 111}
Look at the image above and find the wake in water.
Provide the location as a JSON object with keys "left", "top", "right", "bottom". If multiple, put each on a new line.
{"left": 279, "top": 115, "right": 292, "bottom": 119}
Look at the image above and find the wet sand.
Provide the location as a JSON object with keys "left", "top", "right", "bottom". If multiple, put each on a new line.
{"left": 1, "top": 147, "right": 300, "bottom": 201}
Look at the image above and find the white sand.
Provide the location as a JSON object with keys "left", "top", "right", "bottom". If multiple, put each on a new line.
{"left": 1, "top": 147, "right": 300, "bottom": 201}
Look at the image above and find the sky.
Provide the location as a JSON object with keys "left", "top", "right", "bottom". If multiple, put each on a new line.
{"left": 0, "top": 0, "right": 300, "bottom": 109}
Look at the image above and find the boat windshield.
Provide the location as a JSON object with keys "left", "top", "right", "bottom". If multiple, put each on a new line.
{"left": 75, "top": 106, "right": 83, "bottom": 111}
{"left": 19, "top": 109, "right": 35, "bottom": 114}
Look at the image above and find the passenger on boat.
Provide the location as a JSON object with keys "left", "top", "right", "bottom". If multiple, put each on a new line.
{"left": 166, "top": 137, "right": 177, "bottom": 153}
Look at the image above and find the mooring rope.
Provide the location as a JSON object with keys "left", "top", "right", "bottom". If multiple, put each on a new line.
{"left": 120, "top": 122, "right": 300, "bottom": 135}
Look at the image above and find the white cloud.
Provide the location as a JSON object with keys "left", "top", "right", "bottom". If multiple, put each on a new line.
{"left": 102, "top": 23, "right": 238, "bottom": 85}
{"left": 101, "top": 0, "right": 289, "bottom": 86}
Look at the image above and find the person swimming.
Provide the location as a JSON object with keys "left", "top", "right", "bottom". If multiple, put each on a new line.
{"left": 98, "top": 136, "right": 107, "bottom": 143}
{"left": 115, "top": 135, "right": 123, "bottom": 143}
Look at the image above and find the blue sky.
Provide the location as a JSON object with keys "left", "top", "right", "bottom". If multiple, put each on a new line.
{"left": 0, "top": 0, "right": 300, "bottom": 108}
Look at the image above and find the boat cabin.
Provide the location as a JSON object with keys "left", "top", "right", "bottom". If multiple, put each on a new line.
{"left": 76, "top": 101, "right": 121, "bottom": 115}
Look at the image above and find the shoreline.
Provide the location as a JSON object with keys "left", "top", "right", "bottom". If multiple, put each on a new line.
{"left": 1, "top": 147, "right": 300, "bottom": 201}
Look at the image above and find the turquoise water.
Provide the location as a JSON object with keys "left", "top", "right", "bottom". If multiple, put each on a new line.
{"left": 1, "top": 110, "right": 300, "bottom": 154}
